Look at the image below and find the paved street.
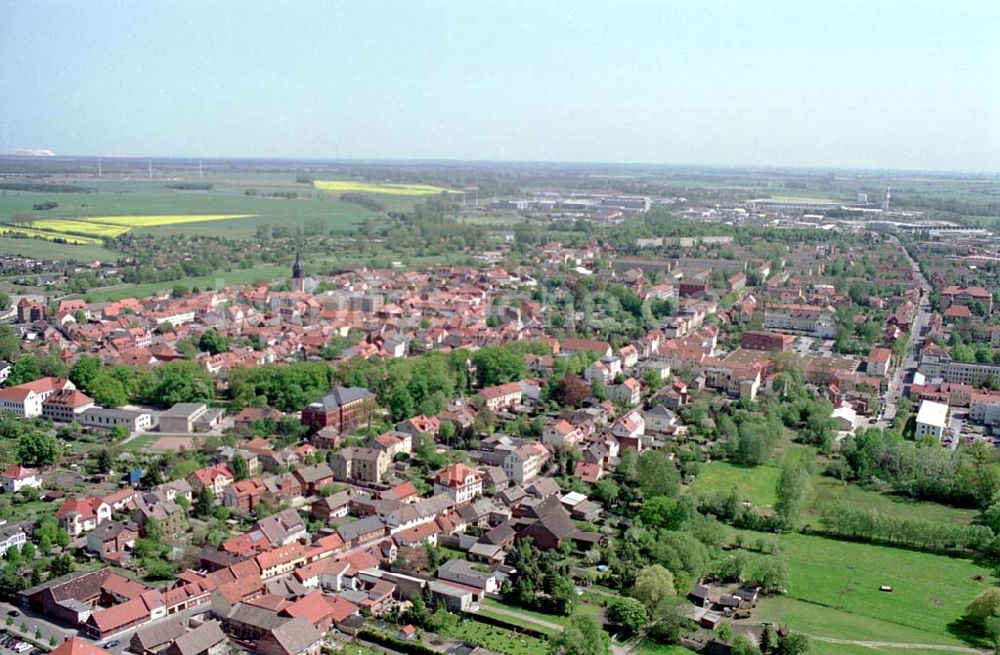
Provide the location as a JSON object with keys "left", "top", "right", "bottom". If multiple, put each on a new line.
{"left": 875, "top": 237, "right": 932, "bottom": 431}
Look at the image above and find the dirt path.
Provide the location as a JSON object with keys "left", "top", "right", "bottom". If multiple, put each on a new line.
{"left": 474, "top": 605, "right": 565, "bottom": 633}
{"left": 808, "top": 635, "right": 989, "bottom": 654}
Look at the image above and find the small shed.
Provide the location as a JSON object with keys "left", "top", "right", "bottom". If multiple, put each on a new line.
{"left": 699, "top": 613, "right": 722, "bottom": 630}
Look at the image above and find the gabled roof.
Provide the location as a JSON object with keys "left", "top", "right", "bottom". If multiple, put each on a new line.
{"left": 1, "top": 464, "right": 36, "bottom": 480}
{"left": 261, "top": 616, "right": 322, "bottom": 655}
{"left": 306, "top": 386, "right": 375, "bottom": 411}
{"left": 49, "top": 638, "right": 111, "bottom": 655}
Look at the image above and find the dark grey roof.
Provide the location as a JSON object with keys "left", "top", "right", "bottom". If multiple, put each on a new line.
{"left": 256, "top": 508, "right": 305, "bottom": 544}
{"left": 337, "top": 516, "right": 386, "bottom": 542}
{"left": 160, "top": 402, "right": 207, "bottom": 418}
{"left": 263, "top": 616, "right": 322, "bottom": 655}
{"left": 307, "top": 386, "right": 374, "bottom": 411}
{"left": 480, "top": 521, "right": 515, "bottom": 546}
{"left": 295, "top": 463, "right": 334, "bottom": 484}
{"left": 165, "top": 620, "right": 226, "bottom": 655}
{"left": 225, "top": 602, "right": 286, "bottom": 631}
{"left": 131, "top": 617, "right": 187, "bottom": 651}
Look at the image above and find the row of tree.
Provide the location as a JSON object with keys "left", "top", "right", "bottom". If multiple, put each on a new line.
{"left": 819, "top": 502, "right": 994, "bottom": 554}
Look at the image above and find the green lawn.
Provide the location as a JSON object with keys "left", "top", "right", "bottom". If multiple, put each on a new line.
{"left": 809, "top": 642, "right": 978, "bottom": 655}
{"left": 806, "top": 476, "right": 978, "bottom": 526}
{"left": 758, "top": 533, "right": 994, "bottom": 647}
{"left": 635, "top": 642, "right": 698, "bottom": 655}
{"left": 441, "top": 618, "right": 550, "bottom": 655}
{"left": 124, "top": 433, "right": 161, "bottom": 451}
{"left": 688, "top": 461, "right": 779, "bottom": 507}
{"left": 475, "top": 608, "right": 560, "bottom": 637}
{"left": 481, "top": 597, "right": 605, "bottom": 628}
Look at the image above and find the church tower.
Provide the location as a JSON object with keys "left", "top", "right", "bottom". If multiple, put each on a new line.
{"left": 292, "top": 251, "right": 304, "bottom": 292}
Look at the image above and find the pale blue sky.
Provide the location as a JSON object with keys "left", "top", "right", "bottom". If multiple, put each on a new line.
{"left": 2, "top": 1, "right": 998, "bottom": 171}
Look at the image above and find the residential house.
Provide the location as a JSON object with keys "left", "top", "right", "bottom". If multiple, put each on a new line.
{"left": 0, "top": 521, "right": 27, "bottom": 556}
{"left": 433, "top": 463, "right": 483, "bottom": 504}
{"left": 56, "top": 496, "right": 112, "bottom": 537}
{"left": 293, "top": 463, "right": 335, "bottom": 495}
{"left": 542, "top": 419, "right": 583, "bottom": 448}
{"left": 1, "top": 465, "right": 41, "bottom": 493}
{"left": 188, "top": 464, "right": 235, "bottom": 497}
{"left": 331, "top": 447, "right": 389, "bottom": 484}
{"left": 477, "top": 382, "right": 522, "bottom": 411}
{"left": 131, "top": 491, "right": 188, "bottom": 537}
{"left": 503, "top": 443, "right": 548, "bottom": 484}
{"left": 86, "top": 521, "right": 138, "bottom": 564}
{"left": 223, "top": 478, "right": 267, "bottom": 514}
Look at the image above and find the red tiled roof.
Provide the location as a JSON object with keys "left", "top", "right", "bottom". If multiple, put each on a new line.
{"left": 1, "top": 464, "right": 35, "bottom": 480}
{"left": 50, "top": 638, "right": 111, "bottom": 655}
{"left": 435, "top": 463, "right": 481, "bottom": 487}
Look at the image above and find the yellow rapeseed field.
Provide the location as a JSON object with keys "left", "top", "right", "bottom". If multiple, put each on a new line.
{"left": 79, "top": 214, "right": 254, "bottom": 227}
{"left": 0, "top": 214, "right": 257, "bottom": 247}
{"left": 32, "top": 219, "right": 131, "bottom": 237}
{"left": 314, "top": 180, "right": 458, "bottom": 196}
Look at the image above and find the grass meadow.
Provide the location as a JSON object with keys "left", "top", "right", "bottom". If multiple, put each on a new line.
{"left": 757, "top": 533, "right": 994, "bottom": 649}
{"left": 689, "top": 460, "right": 780, "bottom": 507}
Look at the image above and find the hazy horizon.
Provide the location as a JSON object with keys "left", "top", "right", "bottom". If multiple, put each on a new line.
{"left": 2, "top": 0, "right": 998, "bottom": 172}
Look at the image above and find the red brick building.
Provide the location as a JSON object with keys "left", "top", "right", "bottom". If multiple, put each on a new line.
{"left": 301, "top": 386, "right": 376, "bottom": 432}
{"left": 740, "top": 330, "right": 794, "bottom": 352}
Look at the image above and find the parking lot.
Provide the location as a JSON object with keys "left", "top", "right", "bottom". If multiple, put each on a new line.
{"left": 0, "top": 603, "right": 75, "bottom": 653}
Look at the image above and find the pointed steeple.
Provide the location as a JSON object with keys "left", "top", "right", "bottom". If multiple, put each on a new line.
{"left": 292, "top": 251, "right": 303, "bottom": 279}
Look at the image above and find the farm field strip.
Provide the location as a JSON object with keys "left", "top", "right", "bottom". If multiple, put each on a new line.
{"left": 4, "top": 213, "right": 256, "bottom": 245}
{"left": 0, "top": 225, "right": 102, "bottom": 244}
{"left": 79, "top": 213, "right": 254, "bottom": 226}
{"left": 31, "top": 219, "right": 131, "bottom": 237}
{"left": 314, "top": 180, "right": 460, "bottom": 195}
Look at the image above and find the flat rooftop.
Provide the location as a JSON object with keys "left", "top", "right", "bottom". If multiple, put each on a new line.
{"left": 916, "top": 400, "right": 949, "bottom": 428}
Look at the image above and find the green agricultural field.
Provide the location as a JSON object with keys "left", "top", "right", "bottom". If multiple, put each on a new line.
{"left": 806, "top": 476, "right": 978, "bottom": 525}
{"left": 688, "top": 461, "right": 779, "bottom": 507}
{"left": 314, "top": 179, "right": 460, "bottom": 196}
{"left": 758, "top": 533, "right": 994, "bottom": 649}
{"left": 0, "top": 235, "right": 119, "bottom": 261}
{"left": 0, "top": 176, "right": 399, "bottom": 243}
{"left": 81, "top": 263, "right": 287, "bottom": 302}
